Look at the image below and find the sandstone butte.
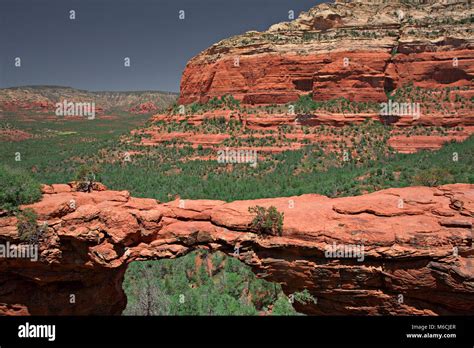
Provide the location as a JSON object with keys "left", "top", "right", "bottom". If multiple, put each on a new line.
{"left": 179, "top": 0, "right": 473, "bottom": 106}
{"left": 0, "top": 182, "right": 472, "bottom": 316}
{"left": 142, "top": 0, "right": 474, "bottom": 156}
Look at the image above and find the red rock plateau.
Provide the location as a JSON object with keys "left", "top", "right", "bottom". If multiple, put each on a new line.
{"left": 141, "top": 1, "right": 474, "bottom": 156}
{"left": 0, "top": 182, "right": 473, "bottom": 315}
{"left": 179, "top": 0, "right": 473, "bottom": 106}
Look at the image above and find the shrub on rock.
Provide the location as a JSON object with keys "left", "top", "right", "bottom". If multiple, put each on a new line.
{"left": 16, "top": 208, "right": 44, "bottom": 244}
{"left": 248, "top": 205, "right": 284, "bottom": 236}
{"left": 74, "top": 164, "right": 101, "bottom": 193}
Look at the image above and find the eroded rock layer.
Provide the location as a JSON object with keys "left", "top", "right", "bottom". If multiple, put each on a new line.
{"left": 0, "top": 183, "right": 473, "bottom": 315}
{"left": 179, "top": 0, "right": 473, "bottom": 106}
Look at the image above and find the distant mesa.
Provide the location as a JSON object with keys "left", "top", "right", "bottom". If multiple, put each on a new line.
{"left": 0, "top": 86, "right": 178, "bottom": 115}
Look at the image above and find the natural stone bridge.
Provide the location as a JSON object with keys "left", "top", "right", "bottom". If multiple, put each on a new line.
{"left": 0, "top": 183, "right": 473, "bottom": 315}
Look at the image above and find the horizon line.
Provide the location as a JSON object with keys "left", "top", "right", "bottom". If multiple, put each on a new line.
{"left": 0, "top": 85, "right": 180, "bottom": 95}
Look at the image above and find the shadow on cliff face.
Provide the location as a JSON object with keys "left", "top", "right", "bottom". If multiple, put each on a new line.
{"left": 432, "top": 68, "right": 471, "bottom": 85}
{"left": 121, "top": 250, "right": 301, "bottom": 316}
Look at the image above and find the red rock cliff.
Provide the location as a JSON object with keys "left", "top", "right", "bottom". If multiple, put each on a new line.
{"left": 0, "top": 183, "right": 473, "bottom": 315}
{"left": 179, "top": 0, "right": 473, "bottom": 105}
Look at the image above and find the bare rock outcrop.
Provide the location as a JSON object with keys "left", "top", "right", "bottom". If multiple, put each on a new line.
{"left": 0, "top": 182, "right": 473, "bottom": 315}
{"left": 179, "top": 0, "right": 473, "bottom": 124}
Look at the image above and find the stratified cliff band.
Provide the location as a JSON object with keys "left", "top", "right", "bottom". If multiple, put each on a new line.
{"left": 179, "top": 0, "right": 473, "bottom": 107}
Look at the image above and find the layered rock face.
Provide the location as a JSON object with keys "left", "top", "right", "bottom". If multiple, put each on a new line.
{"left": 145, "top": 111, "right": 474, "bottom": 154}
{"left": 179, "top": 0, "right": 473, "bottom": 106}
{"left": 0, "top": 183, "right": 473, "bottom": 315}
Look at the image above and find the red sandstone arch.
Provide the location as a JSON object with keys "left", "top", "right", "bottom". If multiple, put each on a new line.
{"left": 0, "top": 183, "right": 473, "bottom": 315}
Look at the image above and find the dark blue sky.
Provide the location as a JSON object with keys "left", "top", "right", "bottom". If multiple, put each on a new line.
{"left": 0, "top": 0, "right": 323, "bottom": 92}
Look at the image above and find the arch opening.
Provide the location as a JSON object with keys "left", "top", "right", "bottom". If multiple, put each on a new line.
{"left": 121, "top": 249, "right": 304, "bottom": 316}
